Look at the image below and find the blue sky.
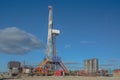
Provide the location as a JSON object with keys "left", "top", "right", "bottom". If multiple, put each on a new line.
{"left": 0, "top": 0, "right": 120, "bottom": 72}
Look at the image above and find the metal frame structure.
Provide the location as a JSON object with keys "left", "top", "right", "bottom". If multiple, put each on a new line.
{"left": 36, "top": 6, "right": 68, "bottom": 75}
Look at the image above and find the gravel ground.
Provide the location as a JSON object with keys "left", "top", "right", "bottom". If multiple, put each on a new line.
{"left": 7, "top": 76, "right": 120, "bottom": 80}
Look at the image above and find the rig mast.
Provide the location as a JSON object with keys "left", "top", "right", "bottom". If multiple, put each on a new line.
{"left": 36, "top": 6, "right": 68, "bottom": 75}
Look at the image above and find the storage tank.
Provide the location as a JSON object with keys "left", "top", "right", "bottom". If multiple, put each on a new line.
{"left": 84, "top": 60, "right": 88, "bottom": 74}
{"left": 84, "top": 58, "right": 99, "bottom": 75}
{"left": 92, "top": 59, "right": 98, "bottom": 73}
{"left": 89, "top": 59, "right": 93, "bottom": 74}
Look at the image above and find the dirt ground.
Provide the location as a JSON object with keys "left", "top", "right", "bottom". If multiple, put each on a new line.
{"left": 7, "top": 76, "right": 120, "bottom": 80}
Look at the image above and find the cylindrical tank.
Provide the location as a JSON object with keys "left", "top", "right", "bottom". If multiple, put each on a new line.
{"left": 89, "top": 59, "right": 93, "bottom": 74}
{"left": 84, "top": 58, "right": 98, "bottom": 75}
{"left": 84, "top": 60, "right": 88, "bottom": 73}
{"left": 92, "top": 59, "right": 98, "bottom": 73}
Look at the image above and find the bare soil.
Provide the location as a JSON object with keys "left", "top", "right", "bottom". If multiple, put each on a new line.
{"left": 7, "top": 76, "right": 120, "bottom": 80}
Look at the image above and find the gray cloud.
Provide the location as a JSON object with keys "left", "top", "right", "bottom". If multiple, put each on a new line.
{"left": 0, "top": 27, "right": 44, "bottom": 55}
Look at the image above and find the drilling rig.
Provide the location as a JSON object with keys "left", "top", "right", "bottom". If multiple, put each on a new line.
{"left": 35, "top": 6, "right": 69, "bottom": 76}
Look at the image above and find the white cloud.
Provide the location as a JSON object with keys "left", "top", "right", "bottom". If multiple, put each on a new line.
{"left": 0, "top": 27, "right": 44, "bottom": 55}
{"left": 64, "top": 44, "right": 71, "bottom": 48}
{"left": 80, "top": 41, "right": 89, "bottom": 44}
{"left": 80, "top": 40, "right": 96, "bottom": 44}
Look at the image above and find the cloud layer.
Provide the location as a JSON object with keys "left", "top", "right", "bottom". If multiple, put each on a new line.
{"left": 0, "top": 27, "right": 44, "bottom": 55}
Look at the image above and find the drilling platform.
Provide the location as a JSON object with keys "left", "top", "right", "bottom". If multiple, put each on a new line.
{"left": 35, "top": 6, "right": 69, "bottom": 75}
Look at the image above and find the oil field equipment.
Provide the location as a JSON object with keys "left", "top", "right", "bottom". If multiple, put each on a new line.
{"left": 35, "top": 6, "right": 69, "bottom": 76}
